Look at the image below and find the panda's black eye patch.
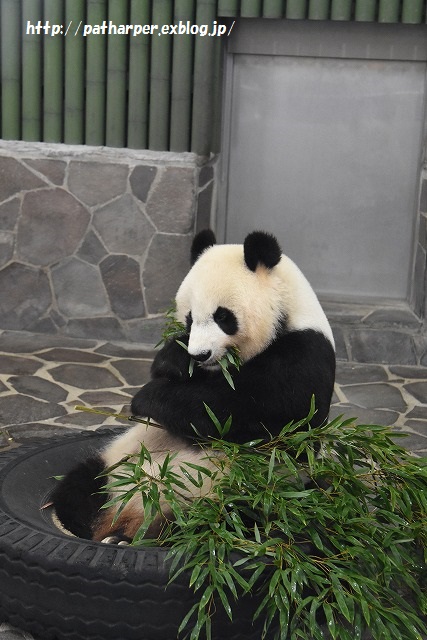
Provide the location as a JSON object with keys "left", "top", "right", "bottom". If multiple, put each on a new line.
{"left": 214, "top": 306, "right": 238, "bottom": 335}
{"left": 185, "top": 312, "right": 193, "bottom": 332}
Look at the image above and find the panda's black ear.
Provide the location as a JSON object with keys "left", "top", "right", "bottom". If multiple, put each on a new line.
{"left": 190, "top": 229, "right": 216, "bottom": 265}
{"left": 244, "top": 231, "right": 282, "bottom": 272}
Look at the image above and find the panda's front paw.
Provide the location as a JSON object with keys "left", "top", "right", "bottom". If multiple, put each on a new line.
{"left": 152, "top": 336, "right": 192, "bottom": 381}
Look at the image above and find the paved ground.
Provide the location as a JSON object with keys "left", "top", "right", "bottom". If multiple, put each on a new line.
{"left": 0, "top": 329, "right": 426, "bottom": 639}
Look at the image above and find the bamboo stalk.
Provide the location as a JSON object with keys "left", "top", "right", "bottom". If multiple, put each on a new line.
{"left": 127, "top": 0, "right": 150, "bottom": 148}
{"left": 263, "top": 0, "right": 284, "bottom": 17}
{"left": 43, "top": 0, "right": 64, "bottom": 141}
{"left": 378, "top": 0, "right": 399, "bottom": 21}
{"left": 331, "top": 0, "right": 353, "bottom": 20}
{"left": 402, "top": 0, "right": 424, "bottom": 23}
{"left": 75, "top": 406, "right": 164, "bottom": 429}
{"left": 211, "top": 26, "right": 223, "bottom": 154}
{"left": 86, "top": 0, "right": 107, "bottom": 145}
{"left": 355, "top": 0, "right": 377, "bottom": 21}
{"left": 105, "top": 0, "right": 128, "bottom": 147}
{"left": 64, "top": 0, "right": 85, "bottom": 143}
{"left": 308, "top": 0, "right": 330, "bottom": 19}
{"left": 170, "top": 0, "right": 195, "bottom": 152}
{"left": 218, "top": 0, "right": 240, "bottom": 16}
{"left": 1, "top": 0, "right": 21, "bottom": 139}
{"left": 149, "top": 0, "right": 173, "bottom": 150}
{"left": 22, "top": 0, "right": 42, "bottom": 141}
{"left": 241, "top": 0, "right": 262, "bottom": 17}
{"left": 286, "top": 0, "right": 307, "bottom": 19}
{"left": 191, "top": 0, "right": 216, "bottom": 155}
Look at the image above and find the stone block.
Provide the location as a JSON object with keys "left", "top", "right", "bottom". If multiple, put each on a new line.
{"left": 0, "top": 263, "right": 51, "bottom": 331}
{"left": 341, "top": 382, "right": 406, "bottom": 412}
{"left": 404, "top": 381, "right": 427, "bottom": 405}
{"left": 335, "top": 362, "right": 388, "bottom": 384}
{"left": 125, "top": 317, "right": 165, "bottom": 344}
{"left": 100, "top": 254, "right": 145, "bottom": 319}
{"left": 0, "top": 232, "right": 14, "bottom": 267}
{"left": 0, "top": 157, "right": 47, "bottom": 202}
{"left": 49, "top": 363, "right": 122, "bottom": 389}
{"left": 112, "top": 359, "right": 152, "bottom": 386}
{"left": 65, "top": 317, "right": 126, "bottom": 341}
{"left": 330, "top": 325, "right": 348, "bottom": 360}
{"left": 9, "top": 375, "right": 68, "bottom": 403}
{"left": 68, "top": 161, "right": 129, "bottom": 206}
{"left": 146, "top": 167, "right": 194, "bottom": 233}
{"left": 349, "top": 329, "right": 416, "bottom": 365}
{"left": 0, "top": 394, "right": 66, "bottom": 425}
{"left": 0, "top": 354, "right": 42, "bottom": 375}
{"left": 52, "top": 257, "right": 110, "bottom": 318}
{"left": 0, "top": 197, "right": 20, "bottom": 230}
{"left": 17, "top": 188, "right": 90, "bottom": 266}
{"left": 363, "top": 307, "right": 421, "bottom": 328}
{"left": 77, "top": 229, "right": 108, "bottom": 265}
{"left": 143, "top": 233, "right": 192, "bottom": 314}
{"left": 93, "top": 194, "right": 155, "bottom": 255}
{"left": 24, "top": 158, "right": 66, "bottom": 185}
{"left": 130, "top": 165, "right": 157, "bottom": 202}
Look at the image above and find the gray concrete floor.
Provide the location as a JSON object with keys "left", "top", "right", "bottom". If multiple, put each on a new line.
{"left": 0, "top": 330, "right": 426, "bottom": 639}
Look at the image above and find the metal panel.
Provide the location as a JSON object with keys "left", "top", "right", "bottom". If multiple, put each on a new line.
{"left": 228, "top": 20, "right": 427, "bottom": 60}
{"left": 222, "top": 53, "right": 426, "bottom": 300}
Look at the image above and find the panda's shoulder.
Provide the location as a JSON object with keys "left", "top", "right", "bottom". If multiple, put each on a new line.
{"left": 254, "top": 329, "right": 335, "bottom": 365}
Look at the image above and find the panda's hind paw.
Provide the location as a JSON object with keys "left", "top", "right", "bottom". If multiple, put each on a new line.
{"left": 100, "top": 535, "right": 130, "bottom": 546}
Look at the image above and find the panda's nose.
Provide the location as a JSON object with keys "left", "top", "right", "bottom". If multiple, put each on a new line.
{"left": 191, "top": 350, "right": 212, "bottom": 362}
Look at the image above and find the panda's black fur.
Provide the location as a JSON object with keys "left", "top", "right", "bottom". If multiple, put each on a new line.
{"left": 52, "top": 230, "right": 335, "bottom": 542}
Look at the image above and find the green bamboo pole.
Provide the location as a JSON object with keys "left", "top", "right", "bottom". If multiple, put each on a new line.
{"left": 86, "top": 0, "right": 107, "bottom": 146}
{"left": 210, "top": 31, "right": 223, "bottom": 154}
{"left": 64, "top": 0, "right": 85, "bottom": 143}
{"left": 286, "top": 0, "right": 307, "bottom": 18}
{"left": 105, "top": 0, "right": 128, "bottom": 147}
{"left": 1, "top": 0, "right": 21, "bottom": 140}
{"left": 43, "top": 0, "right": 64, "bottom": 141}
{"left": 22, "top": 0, "right": 42, "bottom": 141}
{"left": 127, "top": 0, "right": 150, "bottom": 148}
{"left": 308, "top": 0, "right": 330, "bottom": 19}
{"left": 241, "top": 0, "right": 262, "bottom": 16}
{"left": 191, "top": 0, "right": 216, "bottom": 155}
{"left": 331, "top": 0, "right": 352, "bottom": 19}
{"left": 355, "top": 0, "right": 377, "bottom": 20}
{"left": 402, "top": 0, "right": 424, "bottom": 23}
{"left": 263, "top": 0, "right": 284, "bottom": 17}
{"left": 378, "top": 0, "right": 399, "bottom": 21}
{"left": 170, "top": 0, "right": 195, "bottom": 152}
{"left": 149, "top": 0, "right": 173, "bottom": 150}
{"left": 218, "top": 0, "right": 240, "bottom": 16}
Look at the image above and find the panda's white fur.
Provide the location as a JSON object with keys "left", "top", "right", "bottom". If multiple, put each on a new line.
{"left": 52, "top": 230, "right": 336, "bottom": 543}
{"left": 175, "top": 244, "right": 334, "bottom": 365}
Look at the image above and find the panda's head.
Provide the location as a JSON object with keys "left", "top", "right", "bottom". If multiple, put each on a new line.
{"left": 175, "top": 230, "right": 334, "bottom": 369}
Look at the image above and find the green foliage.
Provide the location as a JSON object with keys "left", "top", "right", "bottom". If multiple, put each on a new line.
{"left": 158, "top": 302, "right": 241, "bottom": 388}
{"left": 102, "top": 402, "right": 427, "bottom": 640}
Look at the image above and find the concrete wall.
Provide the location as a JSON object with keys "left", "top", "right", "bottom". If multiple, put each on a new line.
{"left": 0, "top": 142, "right": 215, "bottom": 343}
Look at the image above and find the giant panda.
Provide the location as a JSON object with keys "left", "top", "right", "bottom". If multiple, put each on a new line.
{"left": 52, "top": 230, "right": 336, "bottom": 543}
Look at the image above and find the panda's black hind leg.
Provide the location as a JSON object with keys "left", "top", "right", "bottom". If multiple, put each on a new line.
{"left": 51, "top": 456, "right": 106, "bottom": 539}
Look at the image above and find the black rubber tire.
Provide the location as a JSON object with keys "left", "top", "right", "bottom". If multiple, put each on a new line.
{"left": 0, "top": 430, "right": 268, "bottom": 640}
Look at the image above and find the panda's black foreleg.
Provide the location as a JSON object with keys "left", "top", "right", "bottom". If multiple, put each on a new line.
{"left": 51, "top": 456, "right": 106, "bottom": 540}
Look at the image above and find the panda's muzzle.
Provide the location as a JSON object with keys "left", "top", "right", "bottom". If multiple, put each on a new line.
{"left": 191, "top": 350, "right": 212, "bottom": 363}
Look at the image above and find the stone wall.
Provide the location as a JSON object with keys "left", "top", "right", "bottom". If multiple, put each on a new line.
{"left": 0, "top": 142, "right": 216, "bottom": 343}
